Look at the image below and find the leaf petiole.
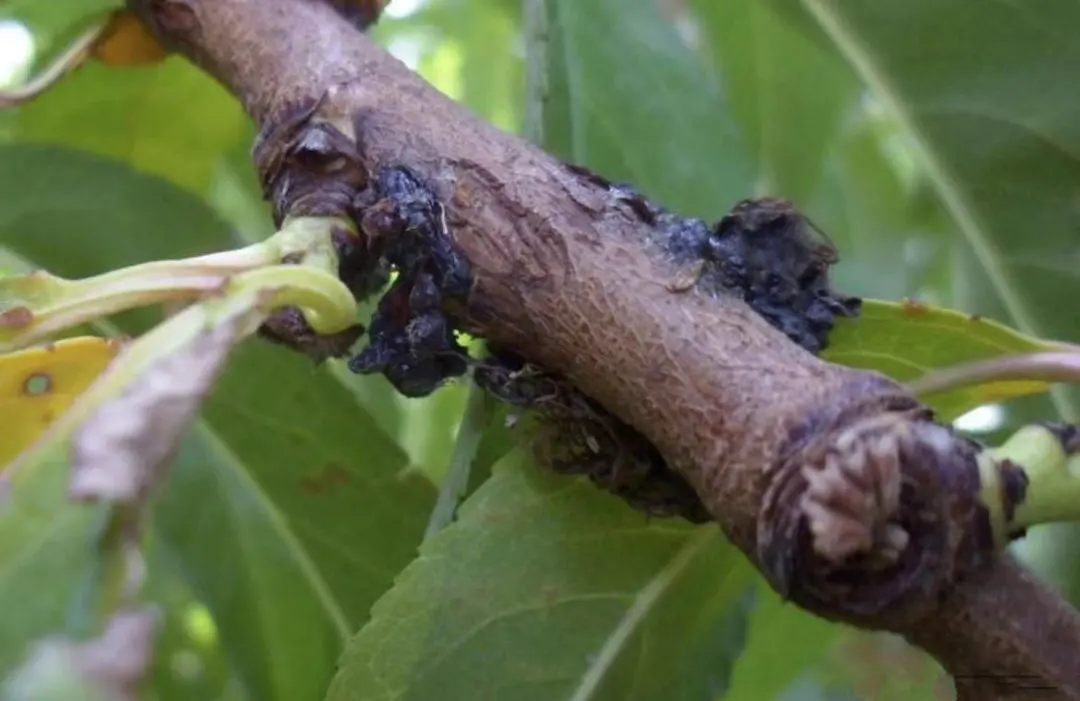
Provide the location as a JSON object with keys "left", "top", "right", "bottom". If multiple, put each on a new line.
{"left": 909, "top": 351, "right": 1080, "bottom": 398}
{"left": 424, "top": 376, "right": 494, "bottom": 539}
{"left": 0, "top": 20, "right": 108, "bottom": 108}
{"left": 225, "top": 264, "right": 358, "bottom": 335}
{"left": 0, "top": 230, "right": 361, "bottom": 351}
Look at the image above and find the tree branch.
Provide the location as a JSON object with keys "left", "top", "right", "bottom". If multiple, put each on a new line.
{"left": 126, "top": 0, "right": 1080, "bottom": 697}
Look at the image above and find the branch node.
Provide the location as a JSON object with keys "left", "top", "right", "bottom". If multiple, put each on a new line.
{"left": 801, "top": 413, "right": 909, "bottom": 566}
{"left": 759, "top": 407, "right": 994, "bottom": 629}
{"left": 253, "top": 95, "right": 367, "bottom": 224}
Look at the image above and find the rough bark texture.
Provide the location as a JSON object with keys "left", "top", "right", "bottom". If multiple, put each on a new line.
{"left": 128, "top": 0, "right": 1080, "bottom": 698}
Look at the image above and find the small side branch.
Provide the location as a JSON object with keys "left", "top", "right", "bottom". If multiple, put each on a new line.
{"left": 0, "top": 21, "right": 106, "bottom": 107}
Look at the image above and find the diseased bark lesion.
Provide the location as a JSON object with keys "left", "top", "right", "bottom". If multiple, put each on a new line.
{"left": 127, "top": 0, "right": 1080, "bottom": 697}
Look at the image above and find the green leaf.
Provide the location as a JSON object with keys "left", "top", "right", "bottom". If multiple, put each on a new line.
{"left": 396, "top": 380, "right": 471, "bottom": 481}
{"left": 689, "top": 0, "right": 859, "bottom": 204}
{"left": 0, "top": 0, "right": 118, "bottom": 50}
{"left": 821, "top": 114, "right": 933, "bottom": 301}
{"left": 723, "top": 582, "right": 840, "bottom": 701}
{"left": 388, "top": 0, "right": 524, "bottom": 134}
{"left": 824, "top": 300, "right": 1056, "bottom": 421}
{"left": 0, "top": 449, "right": 99, "bottom": 676}
{"left": 787, "top": 0, "right": 1080, "bottom": 419}
{"left": 327, "top": 452, "right": 755, "bottom": 701}
{"left": 818, "top": 631, "right": 946, "bottom": 701}
{"left": 466, "top": 402, "right": 517, "bottom": 496}
{"left": 424, "top": 382, "right": 494, "bottom": 538}
{"left": 0, "top": 143, "right": 227, "bottom": 333}
{"left": 728, "top": 590, "right": 945, "bottom": 701}
{"left": 140, "top": 552, "right": 240, "bottom": 701}
{"left": 0, "top": 144, "right": 435, "bottom": 700}
{"left": 536, "top": 0, "right": 754, "bottom": 217}
{"left": 0, "top": 0, "right": 116, "bottom": 19}
{"left": 207, "top": 120, "right": 273, "bottom": 244}
{"left": 690, "top": 0, "right": 936, "bottom": 304}
{"left": 11, "top": 59, "right": 247, "bottom": 196}
{"left": 688, "top": 0, "right": 953, "bottom": 305}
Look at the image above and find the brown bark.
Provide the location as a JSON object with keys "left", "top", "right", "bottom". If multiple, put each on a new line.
{"left": 909, "top": 556, "right": 1080, "bottom": 700}
{"left": 127, "top": 0, "right": 1080, "bottom": 697}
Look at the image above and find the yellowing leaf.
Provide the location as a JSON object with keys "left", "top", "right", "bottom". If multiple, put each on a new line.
{"left": 89, "top": 11, "right": 166, "bottom": 67}
{"left": 824, "top": 300, "right": 1055, "bottom": 421}
{"left": 0, "top": 336, "right": 122, "bottom": 468}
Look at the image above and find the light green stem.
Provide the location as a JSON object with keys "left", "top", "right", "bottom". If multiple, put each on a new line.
{"left": 910, "top": 351, "right": 1080, "bottom": 397}
{"left": 0, "top": 243, "right": 279, "bottom": 352}
{"left": 424, "top": 377, "right": 494, "bottom": 540}
{"left": 979, "top": 424, "right": 1080, "bottom": 545}
{"left": 273, "top": 215, "right": 351, "bottom": 270}
{"left": 0, "top": 20, "right": 106, "bottom": 108}
{"left": 1, "top": 275, "right": 225, "bottom": 352}
{"left": 228, "top": 264, "right": 357, "bottom": 334}
{"left": 0, "top": 226, "right": 359, "bottom": 351}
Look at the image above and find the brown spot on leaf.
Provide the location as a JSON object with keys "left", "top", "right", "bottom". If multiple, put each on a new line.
{"left": 298, "top": 463, "right": 351, "bottom": 495}
{"left": 900, "top": 298, "right": 929, "bottom": 317}
{"left": 480, "top": 508, "right": 511, "bottom": 526}
{"left": 325, "top": 463, "right": 349, "bottom": 486}
{"left": 0, "top": 306, "right": 33, "bottom": 328}
{"left": 969, "top": 314, "right": 983, "bottom": 322}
